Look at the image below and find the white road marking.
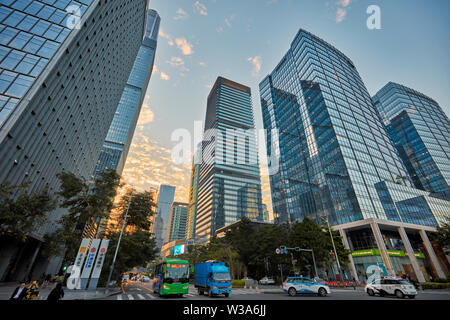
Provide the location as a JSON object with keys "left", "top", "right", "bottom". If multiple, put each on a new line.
{"left": 117, "top": 295, "right": 122, "bottom": 300}
{"left": 146, "top": 293, "right": 156, "bottom": 299}
{"left": 127, "top": 294, "right": 134, "bottom": 300}
{"left": 137, "top": 294, "right": 145, "bottom": 300}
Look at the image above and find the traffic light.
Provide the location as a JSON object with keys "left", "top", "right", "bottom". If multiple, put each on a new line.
{"left": 62, "top": 265, "right": 67, "bottom": 272}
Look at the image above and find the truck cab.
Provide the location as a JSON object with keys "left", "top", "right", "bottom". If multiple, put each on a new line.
{"left": 195, "top": 261, "right": 232, "bottom": 297}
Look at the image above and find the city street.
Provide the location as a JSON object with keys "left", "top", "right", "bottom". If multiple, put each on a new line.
{"left": 100, "top": 281, "right": 450, "bottom": 301}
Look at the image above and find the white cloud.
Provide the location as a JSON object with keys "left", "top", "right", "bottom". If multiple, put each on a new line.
{"left": 175, "top": 37, "right": 194, "bottom": 55}
{"left": 225, "top": 14, "right": 236, "bottom": 28}
{"left": 167, "top": 57, "right": 185, "bottom": 67}
{"left": 137, "top": 104, "right": 154, "bottom": 125}
{"left": 174, "top": 8, "right": 188, "bottom": 20}
{"left": 193, "top": 1, "right": 208, "bottom": 15}
{"left": 216, "top": 26, "right": 223, "bottom": 33}
{"left": 336, "top": 7, "right": 346, "bottom": 22}
{"left": 160, "top": 72, "right": 170, "bottom": 80}
{"left": 159, "top": 28, "right": 174, "bottom": 46}
{"left": 248, "top": 56, "right": 262, "bottom": 76}
{"left": 338, "top": 0, "right": 351, "bottom": 7}
{"left": 152, "top": 65, "right": 158, "bottom": 73}
{"left": 199, "top": 62, "right": 207, "bottom": 67}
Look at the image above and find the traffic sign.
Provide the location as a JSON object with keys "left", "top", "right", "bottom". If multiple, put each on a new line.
{"left": 276, "top": 248, "right": 281, "bottom": 254}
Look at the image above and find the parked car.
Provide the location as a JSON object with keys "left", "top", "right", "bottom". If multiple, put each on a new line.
{"left": 140, "top": 276, "right": 150, "bottom": 282}
{"left": 259, "top": 277, "right": 275, "bottom": 285}
{"left": 365, "top": 277, "right": 417, "bottom": 299}
{"left": 283, "top": 277, "right": 330, "bottom": 297}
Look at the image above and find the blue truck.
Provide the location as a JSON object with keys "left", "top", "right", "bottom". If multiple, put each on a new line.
{"left": 194, "top": 261, "right": 232, "bottom": 297}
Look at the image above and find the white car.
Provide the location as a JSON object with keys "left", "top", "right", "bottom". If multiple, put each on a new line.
{"left": 283, "top": 277, "right": 331, "bottom": 297}
{"left": 140, "top": 276, "right": 150, "bottom": 282}
{"left": 365, "top": 277, "right": 417, "bottom": 299}
{"left": 259, "top": 277, "right": 275, "bottom": 285}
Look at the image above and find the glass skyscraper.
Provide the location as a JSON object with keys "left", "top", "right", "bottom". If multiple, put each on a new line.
{"left": 186, "top": 144, "right": 201, "bottom": 239}
{"left": 260, "top": 29, "right": 450, "bottom": 282}
{"left": 166, "top": 202, "right": 188, "bottom": 243}
{"left": 153, "top": 184, "right": 175, "bottom": 249}
{"left": 93, "top": 9, "right": 160, "bottom": 179}
{"left": 195, "top": 76, "right": 263, "bottom": 240}
{"left": 260, "top": 29, "right": 413, "bottom": 226}
{"left": 0, "top": 0, "right": 148, "bottom": 281}
{"left": 372, "top": 82, "right": 450, "bottom": 196}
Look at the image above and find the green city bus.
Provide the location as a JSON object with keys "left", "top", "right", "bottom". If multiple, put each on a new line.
{"left": 153, "top": 259, "right": 190, "bottom": 296}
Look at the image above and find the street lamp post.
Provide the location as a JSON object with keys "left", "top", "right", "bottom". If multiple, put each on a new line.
{"left": 105, "top": 192, "right": 133, "bottom": 293}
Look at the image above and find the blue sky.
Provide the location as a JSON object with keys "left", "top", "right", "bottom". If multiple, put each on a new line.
{"left": 122, "top": 0, "right": 450, "bottom": 215}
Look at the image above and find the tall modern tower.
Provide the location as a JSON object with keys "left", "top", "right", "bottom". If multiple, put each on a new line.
{"left": 186, "top": 144, "right": 201, "bottom": 240}
{"left": 260, "top": 29, "right": 450, "bottom": 282}
{"left": 166, "top": 202, "right": 188, "bottom": 243}
{"left": 195, "top": 76, "right": 263, "bottom": 241}
{"left": 153, "top": 184, "right": 175, "bottom": 249}
{"left": 372, "top": 82, "right": 450, "bottom": 196}
{"left": 93, "top": 9, "right": 160, "bottom": 179}
{"left": 0, "top": 0, "right": 148, "bottom": 282}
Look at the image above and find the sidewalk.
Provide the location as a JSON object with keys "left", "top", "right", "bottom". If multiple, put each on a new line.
{"left": 0, "top": 282, "right": 121, "bottom": 300}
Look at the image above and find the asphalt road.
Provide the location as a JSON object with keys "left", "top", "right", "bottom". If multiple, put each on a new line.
{"left": 101, "top": 281, "right": 450, "bottom": 300}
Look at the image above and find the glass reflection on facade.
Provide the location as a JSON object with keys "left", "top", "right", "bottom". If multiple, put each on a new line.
{"left": 372, "top": 82, "right": 450, "bottom": 195}
{"left": 186, "top": 144, "right": 201, "bottom": 239}
{"left": 166, "top": 202, "right": 188, "bottom": 243}
{"left": 196, "top": 77, "right": 263, "bottom": 239}
{"left": 0, "top": 0, "right": 90, "bottom": 126}
{"left": 93, "top": 9, "right": 160, "bottom": 178}
{"left": 259, "top": 29, "right": 413, "bottom": 226}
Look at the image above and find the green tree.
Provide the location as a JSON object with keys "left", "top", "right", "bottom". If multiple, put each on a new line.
{"left": 114, "top": 189, "right": 155, "bottom": 232}
{"left": 0, "top": 182, "right": 55, "bottom": 242}
{"left": 430, "top": 216, "right": 450, "bottom": 249}
{"left": 41, "top": 170, "right": 120, "bottom": 262}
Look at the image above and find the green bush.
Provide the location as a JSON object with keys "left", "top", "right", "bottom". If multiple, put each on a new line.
{"left": 430, "top": 278, "right": 450, "bottom": 283}
{"left": 232, "top": 280, "right": 245, "bottom": 288}
{"left": 420, "top": 282, "right": 450, "bottom": 290}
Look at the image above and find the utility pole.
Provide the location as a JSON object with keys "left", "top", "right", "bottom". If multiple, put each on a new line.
{"left": 323, "top": 216, "right": 343, "bottom": 281}
{"left": 105, "top": 192, "right": 133, "bottom": 293}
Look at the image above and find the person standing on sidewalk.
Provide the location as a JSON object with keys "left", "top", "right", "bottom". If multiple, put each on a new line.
{"left": 47, "top": 283, "right": 64, "bottom": 302}
{"left": 24, "top": 281, "right": 40, "bottom": 300}
{"left": 10, "top": 281, "right": 28, "bottom": 301}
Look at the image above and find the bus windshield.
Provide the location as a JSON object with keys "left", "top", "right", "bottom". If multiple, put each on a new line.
{"left": 164, "top": 263, "right": 189, "bottom": 283}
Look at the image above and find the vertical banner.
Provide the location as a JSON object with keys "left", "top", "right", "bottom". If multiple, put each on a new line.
{"left": 80, "top": 239, "right": 101, "bottom": 289}
{"left": 88, "top": 239, "right": 110, "bottom": 290}
{"left": 67, "top": 238, "right": 91, "bottom": 290}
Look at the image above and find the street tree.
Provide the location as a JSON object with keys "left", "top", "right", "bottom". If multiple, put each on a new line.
{"left": 0, "top": 182, "right": 55, "bottom": 242}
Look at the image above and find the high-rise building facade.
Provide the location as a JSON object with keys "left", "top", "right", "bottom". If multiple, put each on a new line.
{"left": 195, "top": 76, "right": 263, "bottom": 241}
{"left": 93, "top": 9, "right": 160, "bottom": 179}
{"left": 166, "top": 202, "right": 188, "bottom": 243}
{"left": 153, "top": 184, "right": 175, "bottom": 249}
{"left": 0, "top": 0, "right": 148, "bottom": 282}
{"left": 372, "top": 82, "right": 450, "bottom": 196}
{"left": 186, "top": 144, "right": 201, "bottom": 239}
{"left": 260, "top": 29, "right": 450, "bottom": 282}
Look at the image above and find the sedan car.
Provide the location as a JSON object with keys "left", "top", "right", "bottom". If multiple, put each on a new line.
{"left": 140, "top": 276, "right": 150, "bottom": 282}
{"left": 259, "top": 277, "right": 275, "bottom": 285}
{"left": 365, "top": 277, "right": 417, "bottom": 299}
{"left": 283, "top": 277, "right": 331, "bottom": 297}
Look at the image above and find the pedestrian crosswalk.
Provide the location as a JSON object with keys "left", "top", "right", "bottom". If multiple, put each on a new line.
{"left": 115, "top": 289, "right": 262, "bottom": 300}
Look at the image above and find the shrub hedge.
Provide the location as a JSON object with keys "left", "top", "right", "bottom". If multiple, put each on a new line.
{"left": 232, "top": 280, "right": 245, "bottom": 288}
{"left": 420, "top": 282, "right": 450, "bottom": 290}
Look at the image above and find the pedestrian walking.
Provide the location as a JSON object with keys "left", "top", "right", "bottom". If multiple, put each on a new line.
{"left": 9, "top": 281, "right": 28, "bottom": 301}
{"left": 46, "top": 283, "right": 64, "bottom": 302}
{"left": 24, "top": 281, "right": 40, "bottom": 300}
{"left": 42, "top": 273, "right": 51, "bottom": 288}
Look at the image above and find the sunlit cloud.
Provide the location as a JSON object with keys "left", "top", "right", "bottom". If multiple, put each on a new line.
{"left": 137, "top": 104, "right": 154, "bottom": 125}
{"left": 225, "top": 14, "right": 236, "bottom": 28}
{"left": 160, "top": 72, "right": 170, "bottom": 80}
{"left": 336, "top": 8, "right": 346, "bottom": 22}
{"left": 199, "top": 62, "right": 207, "bottom": 67}
{"left": 175, "top": 37, "right": 194, "bottom": 55}
{"left": 335, "top": 0, "right": 352, "bottom": 23}
{"left": 122, "top": 128, "right": 190, "bottom": 202}
{"left": 159, "top": 28, "right": 174, "bottom": 46}
{"left": 167, "top": 57, "right": 185, "bottom": 67}
{"left": 193, "top": 1, "right": 208, "bottom": 16}
{"left": 174, "top": 8, "right": 188, "bottom": 20}
{"left": 216, "top": 27, "right": 223, "bottom": 33}
{"left": 248, "top": 56, "right": 262, "bottom": 76}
